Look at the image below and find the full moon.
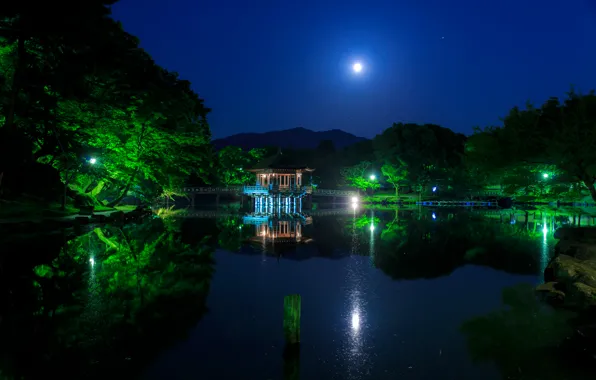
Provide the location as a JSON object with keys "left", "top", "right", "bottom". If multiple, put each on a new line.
{"left": 352, "top": 62, "right": 363, "bottom": 73}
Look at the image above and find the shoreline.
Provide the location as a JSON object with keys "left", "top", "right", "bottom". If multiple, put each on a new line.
{"left": 0, "top": 207, "right": 151, "bottom": 231}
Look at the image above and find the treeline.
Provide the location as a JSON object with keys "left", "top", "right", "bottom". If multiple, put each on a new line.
{"left": 0, "top": 1, "right": 214, "bottom": 211}
{"left": 219, "top": 91, "right": 596, "bottom": 203}
{"left": 367, "top": 91, "right": 596, "bottom": 202}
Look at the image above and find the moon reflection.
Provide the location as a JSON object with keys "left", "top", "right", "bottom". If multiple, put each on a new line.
{"left": 351, "top": 312, "right": 360, "bottom": 331}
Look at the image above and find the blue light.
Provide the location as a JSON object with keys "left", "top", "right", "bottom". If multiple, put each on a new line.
{"left": 432, "top": 213, "right": 436, "bottom": 219}
{"left": 432, "top": 186, "right": 437, "bottom": 192}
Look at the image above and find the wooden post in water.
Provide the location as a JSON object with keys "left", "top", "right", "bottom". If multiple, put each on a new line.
{"left": 283, "top": 294, "right": 301, "bottom": 344}
{"left": 283, "top": 294, "right": 301, "bottom": 380}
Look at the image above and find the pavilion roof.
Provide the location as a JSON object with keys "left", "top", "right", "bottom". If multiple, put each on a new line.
{"left": 248, "top": 151, "right": 315, "bottom": 172}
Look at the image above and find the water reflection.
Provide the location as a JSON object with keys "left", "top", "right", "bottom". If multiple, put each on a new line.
{"left": 197, "top": 205, "right": 587, "bottom": 276}
{"left": 0, "top": 218, "right": 214, "bottom": 379}
{"left": 344, "top": 257, "right": 370, "bottom": 379}
{"left": 2, "top": 205, "right": 595, "bottom": 379}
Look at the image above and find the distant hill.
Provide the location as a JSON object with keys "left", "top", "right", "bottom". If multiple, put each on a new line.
{"left": 212, "top": 127, "right": 367, "bottom": 150}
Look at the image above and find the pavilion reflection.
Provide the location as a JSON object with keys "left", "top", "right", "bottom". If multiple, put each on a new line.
{"left": 242, "top": 203, "right": 315, "bottom": 256}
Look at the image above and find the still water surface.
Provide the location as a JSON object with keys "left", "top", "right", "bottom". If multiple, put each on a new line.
{"left": 1, "top": 206, "right": 591, "bottom": 379}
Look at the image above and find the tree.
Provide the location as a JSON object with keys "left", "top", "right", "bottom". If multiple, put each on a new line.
{"left": 217, "top": 146, "right": 265, "bottom": 186}
{"left": 381, "top": 160, "right": 408, "bottom": 198}
{"left": 468, "top": 91, "right": 596, "bottom": 202}
{"left": 373, "top": 123, "right": 466, "bottom": 195}
{"left": 2, "top": 217, "right": 215, "bottom": 379}
{"left": 0, "top": 1, "right": 214, "bottom": 210}
{"left": 340, "top": 161, "right": 380, "bottom": 192}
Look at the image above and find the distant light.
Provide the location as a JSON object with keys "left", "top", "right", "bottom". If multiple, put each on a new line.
{"left": 432, "top": 186, "right": 437, "bottom": 192}
{"left": 542, "top": 173, "right": 549, "bottom": 178}
{"left": 369, "top": 175, "right": 376, "bottom": 181}
{"left": 351, "top": 312, "right": 360, "bottom": 330}
{"left": 351, "top": 196, "right": 359, "bottom": 203}
{"left": 432, "top": 213, "right": 436, "bottom": 220}
{"left": 89, "top": 257, "right": 95, "bottom": 266}
{"left": 370, "top": 224, "right": 375, "bottom": 231}
{"left": 89, "top": 158, "right": 97, "bottom": 164}
{"left": 351, "top": 203, "right": 358, "bottom": 210}
{"left": 353, "top": 62, "right": 363, "bottom": 73}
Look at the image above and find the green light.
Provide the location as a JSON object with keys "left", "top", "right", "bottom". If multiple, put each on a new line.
{"left": 89, "top": 158, "right": 97, "bottom": 164}
{"left": 369, "top": 175, "right": 376, "bottom": 180}
{"left": 542, "top": 173, "right": 549, "bottom": 178}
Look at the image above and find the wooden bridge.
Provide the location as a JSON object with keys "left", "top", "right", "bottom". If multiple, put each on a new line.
{"left": 180, "top": 186, "right": 358, "bottom": 198}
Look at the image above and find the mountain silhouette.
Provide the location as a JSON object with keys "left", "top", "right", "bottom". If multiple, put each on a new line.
{"left": 212, "top": 127, "right": 367, "bottom": 150}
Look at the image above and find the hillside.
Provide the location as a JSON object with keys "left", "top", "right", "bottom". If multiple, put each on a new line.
{"left": 212, "top": 127, "right": 367, "bottom": 150}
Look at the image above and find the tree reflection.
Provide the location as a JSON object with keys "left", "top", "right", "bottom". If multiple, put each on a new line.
{"left": 461, "top": 284, "right": 591, "bottom": 380}
{"left": 372, "top": 210, "right": 552, "bottom": 280}
{"left": 0, "top": 217, "right": 214, "bottom": 379}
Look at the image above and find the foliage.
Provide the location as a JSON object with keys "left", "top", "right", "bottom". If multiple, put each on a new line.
{"left": 339, "top": 161, "right": 380, "bottom": 191}
{"left": 1, "top": 217, "right": 214, "bottom": 379}
{"left": 217, "top": 146, "right": 265, "bottom": 186}
{"left": 373, "top": 123, "right": 467, "bottom": 193}
{"left": 0, "top": 1, "right": 213, "bottom": 208}
{"left": 466, "top": 91, "right": 596, "bottom": 202}
{"left": 381, "top": 160, "right": 408, "bottom": 197}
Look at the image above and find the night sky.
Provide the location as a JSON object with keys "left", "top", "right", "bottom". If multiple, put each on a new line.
{"left": 112, "top": 0, "right": 596, "bottom": 139}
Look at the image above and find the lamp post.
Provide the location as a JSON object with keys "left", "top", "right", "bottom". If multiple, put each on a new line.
{"left": 62, "top": 157, "right": 97, "bottom": 211}
{"left": 368, "top": 174, "right": 377, "bottom": 196}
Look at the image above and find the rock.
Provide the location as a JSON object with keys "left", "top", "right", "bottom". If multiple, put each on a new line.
{"left": 545, "top": 254, "right": 596, "bottom": 310}
{"left": 568, "top": 282, "right": 596, "bottom": 309}
{"left": 536, "top": 281, "right": 566, "bottom": 304}
{"left": 555, "top": 240, "right": 596, "bottom": 260}
{"left": 551, "top": 255, "right": 596, "bottom": 288}
{"left": 554, "top": 227, "right": 596, "bottom": 243}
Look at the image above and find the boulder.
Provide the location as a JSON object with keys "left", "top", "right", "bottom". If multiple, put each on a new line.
{"left": 554, "top": 227, "right": 596, "bottom": 243}
{"left": 536, "top": 281, "right": 566, "bottom": 304}
{"left": 542, "top": 254, "right": 596, "bottom": 310}
{"left": 538, "top": 227, "right": 596, "bottom": 311}
{"left": 555, "top": 239, "right": 596, "bottom": 260}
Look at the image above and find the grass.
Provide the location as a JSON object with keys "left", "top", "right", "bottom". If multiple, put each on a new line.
{"left": 362, "top": 191, "right": 430, "bottom": 203}
{"left": 363, "top": 190, "right": 595, "bottom": 205}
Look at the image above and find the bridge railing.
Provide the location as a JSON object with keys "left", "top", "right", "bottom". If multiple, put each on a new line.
{"left": 182, "top": 186, "right": 242, "bottom": 194}
{"left": 312, "top": 188, "right": 358, "bottom": 197}
{"left": 179, "top": 186, "right": 357, "bottom": 197}
{"left": 243, "top": 185, "right": 270, "bottom": 194}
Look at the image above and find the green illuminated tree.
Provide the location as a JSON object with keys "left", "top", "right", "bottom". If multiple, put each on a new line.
{"left": 217, "top": 146, "right": 265, "bottom": 186}
{"left": 0, "top": 2, "right": 214, "bottom": 209}
{"left": 381, "top": 160, "right": 408, "bottom": 198}
{"left": 1, "top": 217, "right": 214, "bottom": 379}
{"left": 373, "top": 123, "right": 466, "bottom": 195}
{"left": 468, "top": 91, "right": 596, "bottom": 202}
{"left": 340, "top": 161, "right": 380, "bottom": 192}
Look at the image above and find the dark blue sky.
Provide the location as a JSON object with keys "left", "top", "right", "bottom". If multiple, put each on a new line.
{"left": 112, "top": 0, "right": 596, "bottom": 139}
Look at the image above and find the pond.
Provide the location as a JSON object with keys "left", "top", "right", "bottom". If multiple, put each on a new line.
{"left": 0, "top": 205, "right": 593, "bottom": 379}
